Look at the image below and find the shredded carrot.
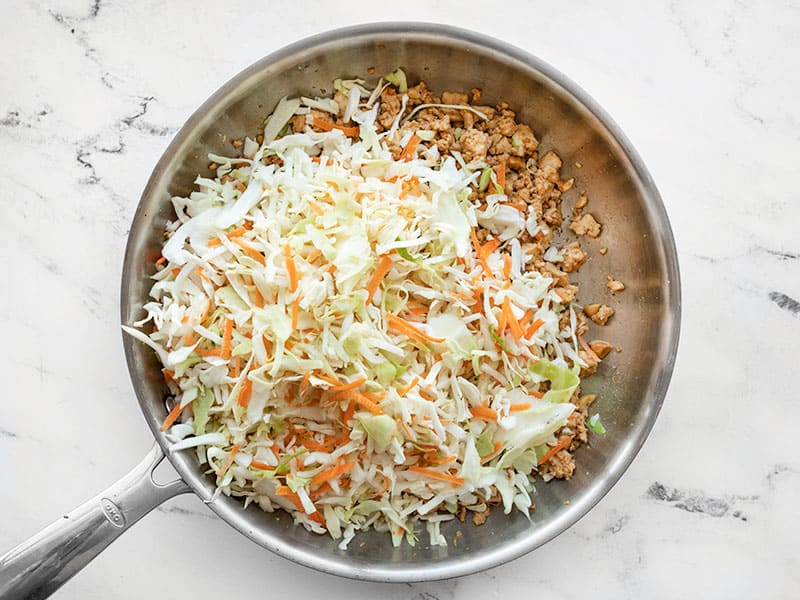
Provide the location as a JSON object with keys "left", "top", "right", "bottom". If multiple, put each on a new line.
{"left": 509, "top": 403, "right": 532, "bottom": 412}
{"left": 216, "top": 444, "right": 240, "bottom": 477}
{"left": 397, "top": 376, "right": 419, "bottom": 397}
{"left": 526, "top": 318, "right": 545, "bottom": 339}
{"left": 528, "top": 390, "right": 545, "bottom": 399}
{"left": 183, "top": 334, "right": 195, "bottom": 345}
{"left": 171, "top": 268, "right": 180, "bottom": 278}
{"left": 538, "top": 436, "right": 574, "bottom": 465}
{"left": 233, "top": 239, "right": 266, "bottom": 266}
{"left": 309, "top": 481, "right": 333, "bottom": 499}
{"left": 237, "top": 377, "right": 253, "bottom": 408}
{"left": 399, "top": 134, "right": 422, "bottom": 161}
{"left": 407, "top": 466, "right": 465, "bottom": 486}
{"left": 505, "top": 298, "right": 524, "bottom": 340}
{"left": 329, "top": 377, "right": 367, "bottom": 393}
{"left": 291, "top": 297, "right": 299, "bottom": 330}
{"left": 386, "top": 314, "right": 445, "bottom": 344}
{"left": 419, "top": 388, "right": 435, "bottom": 401}
{"left": 252, "top": 285, "right": 263, "bottom": 308}
{"left": 311, "top": 117, "right": 359, "bottom": 137}
{"left": 521, "top": 309, "right": 534, "bottom": 327}
{"left": 497, "top": 302, "right": 508, "bottom": 335}
{"left": 198, "top": 302, "right": 212, "bottom": 324}
{"left": 307, "top": 199, "right": 325, "bottom": 216}
{"left": 160, "top": 402, "right": 184, "bottom": 431}
{"left": 339, "top": 391, "right": 383, "bottom": 415}
{"left": 430, "top": 455, "right": 457, "bottom": 465}
{"left": 306, "top": 248, "right": 322, "bottom": 263}
{"left": 195, "top": 266, "right": 211, "bottom": 284}
{"left": 503, "top": 254, "right": 512, "bottom": 279}
{"left": 311, "top": 459, "right": 356, "bottom": 487}
{"left": 300, "top": 371, "right": 311, "bottom": 395}
{"left": 342, "top": 401, "right": 355, "bottom": 425}
{"left": 361, "top": 391, "right": 386, "bottom": 402}
{"left": 481, "top": 238, "right": 501, "bottom": 258}
{"left": 162, "top": 369, "right": 174, "bottom": 384}
{"left": 315, "top": 372, "right": 342, "bottom": 387}
{"left": 250, "top": 460, "right": 274, "bottom": 471}
{"left": 470, "top": 405, "right": 498, "bottom": 421}
{"left": 366, "top": 254, "right": 393, "bottom": 304}
{"left": 283, "top": 243, "right": 298, "bottom": 292}
{"left": 275, "top": 486, "right": 326, "bottom": 525}
{"left": 503, "top": 202, "right": 528, "bottom": 212}
{"left": 195, "top": 347, "right": 221, "bottom": 357}
{"left": 155, "top": 256, "right": 166, "bottom": 267}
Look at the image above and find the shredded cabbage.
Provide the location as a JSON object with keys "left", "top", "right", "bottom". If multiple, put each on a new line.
{"left": 124, "top": 72, "right": 602, "bottom": 549}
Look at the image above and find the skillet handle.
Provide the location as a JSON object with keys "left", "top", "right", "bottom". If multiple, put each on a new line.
{"left": 0, "top": 444, "right": 191, "bottom": 600}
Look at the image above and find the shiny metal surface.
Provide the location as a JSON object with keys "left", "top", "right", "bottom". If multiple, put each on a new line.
{"left": 0, "top": 23, "right": 680, "bottom": 590}
{"left": 0, "top": 445, "right": 189, "bottom": 599}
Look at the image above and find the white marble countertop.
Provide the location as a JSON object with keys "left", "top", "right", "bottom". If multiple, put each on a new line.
{"left": 2, "top": 1, "right": 799, "bottom": 598}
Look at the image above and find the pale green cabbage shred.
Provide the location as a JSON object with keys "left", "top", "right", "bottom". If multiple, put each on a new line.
{"left": 124, "top": 70, "right": 595, "bottom": 549}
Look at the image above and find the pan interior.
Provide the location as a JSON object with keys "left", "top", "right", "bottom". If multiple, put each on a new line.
{"left": 121, "top": 24, "right": 679, "bottom": 581}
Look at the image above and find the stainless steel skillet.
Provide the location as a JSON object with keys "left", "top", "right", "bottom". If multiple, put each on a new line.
{"left": 0, "top": 22, "right": 681, "bottom": 599}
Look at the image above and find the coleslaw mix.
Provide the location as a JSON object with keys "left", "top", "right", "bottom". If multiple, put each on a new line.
{"left": 125, "top": 72, "right": 598, "bottom": 548}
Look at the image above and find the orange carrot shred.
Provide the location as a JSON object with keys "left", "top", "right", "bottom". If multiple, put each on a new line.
{"left": 493, "top": 162, "right": 506, "bottom": 193}
{"left": 216, "top": 444, "right": 240, "bottom": 477}
{"left": 340, "top": 391, "right": 383, "bottom": 415}
{"left": 160, "top": 401, "right": 184, "bottom": 431}
{"left": 300, "top": 371, "right": 311, "bottom": 395}
{"left": 237, "top": 377, "right": 253, "bottom": 408}
{"left": 397, "top": 376, "right": 419, "bottom": 397}
{"left": 503, "top": 254, "right": 512, "bottom": 279}
{"left": 233, "top": 239, "right": 266, "bottom": 265}
{"left": 526, "top": 318, "right": 545, "bottom": 339}
{"left": 366, "top": 255, "right": 393, "bottom": 304}
{"left": 470, "top": 405, "right": 498, "bottom": 421}
{"left": 538, "top": 436, "right": 574, "bottom": 465}
{"left": 509, "top": 403, "right": 532, "bottom": 412}
{"left": 386, "top": 314, "right": 445, "bottom": 344}
{"left": 311, "top": 116, "right": 359, "bottom": 137}
{"left": 291, "top": 298, "right": 299, "bottom": 330}
{"left": 155, "top": 256, "right": 166, "bottom": 267}
{"left": 329, "top": 377, "right": 367, "bottom": 392}
{"left": 407, "top": 466, "right": 465, "bottom": 486}
{"left": 250, "top": 460, "right": 274, "bottom": 470}
{"left": 283, "top": 243, "right": 298, "bottom": 292}
{"left": 307, "top": 248, "right": 322, "bottom": 263}
{"left": 399, "top": 134, "right": 422, "bottom": 161}
{"left": 505, "top": 298, "right": 524, "bottom": 340}
{"left": 221, "top": 318, "right": 233, "bottom": 359}
{"left": 528, "top": 390, "right": 545, "bottom": 399}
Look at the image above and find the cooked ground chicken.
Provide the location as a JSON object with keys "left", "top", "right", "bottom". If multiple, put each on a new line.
{"left": 570, "top": 213, "right": 602, "bottom": 237}
{"left": 607, "top": 277, "right": 625, "bottom": 293}
{"left": 584, "top": 303, "right": 615, "bottom": 325}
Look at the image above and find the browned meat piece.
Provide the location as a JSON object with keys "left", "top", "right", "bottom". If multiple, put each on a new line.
{"left": 472, "top": 508, "right": 490, "bottom": 525}
{"left": 578, "top": 348, "right": 599, "bottom": 376}
{"left": 416, "top": 108, "right": 451, "bottom": 132}
{"left": 513, "top": 124, "right": 539, "bottom": 155}
{"left": 561, "top": 242, "right": 588, "bottom": 273}
{"left": 606, "top": 277, "right": 625, "bottom": 293}
{"left": 589, "top": 340, "right": 613, "bottom": 359}
{"left": 554, "top": 285, "right": 578, "bottom": 303}
{"left": 460, "top": 128, "right": 490, "bottom": 162}
{"left": 377, "top": 87, "right": 403, "bottom": 129}
{"left": 573, "top": 191, "right": 589, "bottom": 214}
{"left": 584, "top": 303, "right": 615, "bottom": 325}
{"left": 541, "top": 449, "right": 575, "bottom": 479}
{"left": 442, "top": 90, "right": 469, "bottom": 106}
{"left": 493, "top": 115, "right": 517, "bottom": 137}
{"left": 570, "top": 213, "right": 602, "bottom": 238}
{"left": 290, "top": 114, "right": 306, "bottom": 133}
{"left": 406, "top": 81, "right": 436, "bottom": 106}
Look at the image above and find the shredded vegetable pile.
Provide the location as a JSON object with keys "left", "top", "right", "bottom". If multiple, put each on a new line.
{"left": 124, "top": 71, "right": 610, "bottom": 548}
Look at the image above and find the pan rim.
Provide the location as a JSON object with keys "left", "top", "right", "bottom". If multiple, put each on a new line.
{"left": 120, "top": 21, "right": 681, "bottom": 582}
